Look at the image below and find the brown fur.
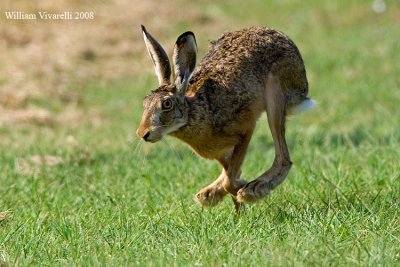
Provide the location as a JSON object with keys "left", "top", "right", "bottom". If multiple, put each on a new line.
{"left": 137, "top": 26, "right": 312, "bottom": 211}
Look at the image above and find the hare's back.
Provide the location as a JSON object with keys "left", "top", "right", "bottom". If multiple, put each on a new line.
{"left": 191, "top": 27, "right": 308, "bottom": 103}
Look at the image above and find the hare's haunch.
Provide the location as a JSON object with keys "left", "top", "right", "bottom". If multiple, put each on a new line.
{"left": 137, "top": 26, "right": 314, "bottom": 211}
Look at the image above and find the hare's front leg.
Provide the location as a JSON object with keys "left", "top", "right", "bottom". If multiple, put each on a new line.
{"left": 195, "top": 169, "right": 228, "bottom": 207}
{"left": 195, "top": 145, "right": 248, "bottom": 209}
{"left": 237, "top": 73, "right": 292, "bottom": 203}
{"left": 220, "top": 132, "right": 253, "bottom": 211}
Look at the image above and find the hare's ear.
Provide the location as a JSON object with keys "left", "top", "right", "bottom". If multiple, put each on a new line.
{"left": 141, "top": 25, "right": 171, "bottom": 86}
{"left": 172, "top": 31, "right": 197, "bottom": 94}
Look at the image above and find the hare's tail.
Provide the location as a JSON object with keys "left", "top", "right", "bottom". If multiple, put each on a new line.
{"left": 289, "top": 98, "right": 316, "bottom": 115}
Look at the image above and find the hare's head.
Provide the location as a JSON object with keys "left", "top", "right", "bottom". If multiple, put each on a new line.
{"left": 136, "top": 25, "right": 198, "bottom": 142}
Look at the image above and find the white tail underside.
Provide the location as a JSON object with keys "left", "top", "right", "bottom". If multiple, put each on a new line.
{"left": 290, "top": 98, "right": 316, "bottom": 114}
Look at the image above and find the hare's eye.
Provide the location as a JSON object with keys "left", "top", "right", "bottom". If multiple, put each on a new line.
{"left": 162, "top": 99, "right": 173, "bottom": 111}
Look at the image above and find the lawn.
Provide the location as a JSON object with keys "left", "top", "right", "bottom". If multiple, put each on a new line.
{"left": 1, "top": 0, "right": 400, "bottom": 266}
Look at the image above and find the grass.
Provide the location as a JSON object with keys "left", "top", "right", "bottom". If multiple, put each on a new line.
{"left": 1, "top": 0, "right": 400, "bottom": 266}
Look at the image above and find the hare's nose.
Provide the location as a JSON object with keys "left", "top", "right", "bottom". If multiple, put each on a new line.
{"left": 142, "top": 131, "right": 151, "bottom": 141}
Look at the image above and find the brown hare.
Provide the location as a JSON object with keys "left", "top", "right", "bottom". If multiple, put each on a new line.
{"left": 137, "top": 25, "right": 314, "bottom": 211}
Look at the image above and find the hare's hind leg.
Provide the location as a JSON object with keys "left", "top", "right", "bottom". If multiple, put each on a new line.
{"left": 237, "top": 72, "right": 292, "bottom": 203}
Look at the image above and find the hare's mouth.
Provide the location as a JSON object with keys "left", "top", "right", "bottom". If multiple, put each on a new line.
{"left": 142, "top": 123, "right": 184, "bottom": 143}
{"left": 138, "top": 129, "right": 163, "bottom": 143}
{"left": 147, "top": 137, "right": 162, "bottom": 143}
{"left": 144, "top": 133, "right": 162, "bottom": 143}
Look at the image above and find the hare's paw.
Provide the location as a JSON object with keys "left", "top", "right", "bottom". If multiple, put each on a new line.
{"left": 195, "top": 184, "right": 227, "bottom": 207}
{"left": 236, "top": 180, "right": 270, "bottom": 203}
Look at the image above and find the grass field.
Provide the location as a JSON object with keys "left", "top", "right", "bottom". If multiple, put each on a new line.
{"left": 1, "top": 0, "right": 400, "bottom": 266}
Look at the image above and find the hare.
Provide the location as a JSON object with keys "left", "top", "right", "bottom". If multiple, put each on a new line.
{"left": 136, "top": 25, "right": 314, "bottom": 211}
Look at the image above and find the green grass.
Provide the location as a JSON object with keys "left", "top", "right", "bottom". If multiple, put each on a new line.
{"left": 1, "top": 0, "right": 400, "bottom": 266}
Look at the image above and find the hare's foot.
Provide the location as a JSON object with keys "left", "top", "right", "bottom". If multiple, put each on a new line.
{"left": 236, "top": 162, "right": 291, "bottom": 203}
{"left": 195, "top": 183, "right": 227, "bottom": 207}
{"left": 236, "top": 179, "right": 270, "bottom": 203}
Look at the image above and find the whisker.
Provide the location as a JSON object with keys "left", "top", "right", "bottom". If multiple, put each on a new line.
{"left": 133, "top": 139, "right": 147, "bottom": 173}
{"left": 166, "top": 139, "right": 184, "bottom": 163}
{"left": 133, "top": 139, "right": 143, "bottom": 154}
{"left": 138, "top": 141, "right": 147, "bottom": 171}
